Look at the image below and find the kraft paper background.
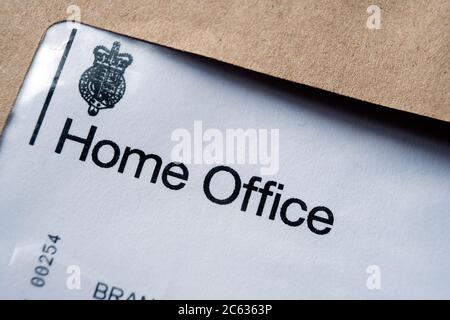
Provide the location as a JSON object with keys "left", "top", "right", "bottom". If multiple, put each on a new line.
{"left": 0, "top": 0, "right": 449, "bottom": 132}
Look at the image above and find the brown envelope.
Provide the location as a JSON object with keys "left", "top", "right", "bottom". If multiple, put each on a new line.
{"left": 0, "top": 0, "right": 448, "bottom": 133}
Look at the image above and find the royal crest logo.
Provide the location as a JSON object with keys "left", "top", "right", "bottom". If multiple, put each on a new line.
{"left": 79, "top": 41, "right": 133, "bottom": 116}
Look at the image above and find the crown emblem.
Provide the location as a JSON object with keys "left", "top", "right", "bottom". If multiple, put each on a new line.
{"left": 79, "top": 41, "right": 133, "bottom": 116}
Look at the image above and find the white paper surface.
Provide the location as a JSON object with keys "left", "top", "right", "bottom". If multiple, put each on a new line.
{"left": 0, "top": 23, "right": 449, "bottom": 299}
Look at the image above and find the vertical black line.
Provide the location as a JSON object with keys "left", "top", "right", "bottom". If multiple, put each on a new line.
{"left": 29, "top": 28, "right": 78, "bottom": 145}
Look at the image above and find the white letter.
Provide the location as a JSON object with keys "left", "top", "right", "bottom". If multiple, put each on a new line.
{"left": 366, "top": 265, "right": 381, "bottom": 290}
{"left": 366, "top": 5, "right": 381, "bottom": 30}
{"left": 66, "top": 265, "right": 81, "bottom": 290}
{"left": 171, "top": 128, "right": 192, "bottom": 163}
{"left": 66, "top": 5, "right": 81, "bottom": 30}
{"left": 203, "top": 128, "right": 224, "bottom": 165}
{"left": 193, "top": 121, "right": 203, "bottom": 165}
{"left": 259, "top": 129, "right": 279, "bottom": 176}
{"left": 225, "top": 129, "right": 258, "bottom": 165}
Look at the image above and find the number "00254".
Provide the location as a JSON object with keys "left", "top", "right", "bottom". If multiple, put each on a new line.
{"left": 30, "top": 234, "right": 61, "bottom": 288}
